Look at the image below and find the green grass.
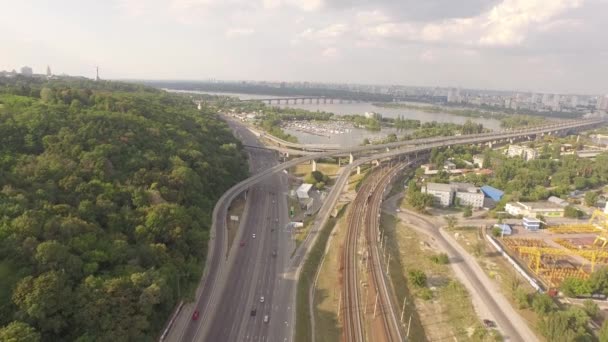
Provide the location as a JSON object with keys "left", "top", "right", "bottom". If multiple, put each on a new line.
{"left": 380, "top": 214, "right": 428, "bottom": 342}
{"left": 295, "top": 204, "right": 348, "bottom": 342}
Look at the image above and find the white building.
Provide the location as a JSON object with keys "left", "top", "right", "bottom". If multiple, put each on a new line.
{"left": 423, "top": 182, "right": 484, "bottom": 208}
{"left": 473, "top": 155, "right": 484, "bottom": 168}
{"left": 505, "top": 201, "right": 565, "bottom": 218}
{"left": 605, "top": 202, "right": 608, "bottom": 214}
{"left": 507, "top": 145, "right": 538, "bottom": 161}
{"left": 296, "top": 183, "right": 313, "bottom": 200}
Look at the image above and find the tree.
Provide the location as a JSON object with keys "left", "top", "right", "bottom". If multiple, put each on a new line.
{"left": 560, "top": 277, "right": 591, "bottom": 297}
{"left": 564, "top": 206, "right": 584, "bottom": 219}
{"left": 514, "top": 288, "right": 530, "bottom": 309}
{"left": 582, "top": 299, "right": 599, "bottom": 319}
{"left": 0, "top": 321, "right": 40, "bottom": 342}
{"left": 463, "top": 206, "right": 472, "bottom": 217}
{"left": 445, "top": 215, "right": 458, "bottom": 229}
{"left": 531, "top": 293, "right": 555, "bottom": 314}
{"left": 599, "top": 319, "right": 608, "bottom": 342}
{"left": 408, "top": 269, "right": 427, "bottom": 287}
{"left": 585, "top": 191, "right": 599, "bottom": 207}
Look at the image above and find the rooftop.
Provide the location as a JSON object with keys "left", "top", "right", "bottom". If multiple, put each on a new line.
{"left": 425, "top": 182, "right": 454, "bottom": 192}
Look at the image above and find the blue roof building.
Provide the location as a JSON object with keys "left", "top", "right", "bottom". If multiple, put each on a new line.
{"left": 481, "top": 185, "right": 504, "bottom": 202}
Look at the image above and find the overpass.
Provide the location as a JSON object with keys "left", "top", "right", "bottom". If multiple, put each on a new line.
{"left": 178, "top": 117, "right": 606, "bottom": 340}
{"left": 240, "top": 97, "right": 361, "bottom": 105}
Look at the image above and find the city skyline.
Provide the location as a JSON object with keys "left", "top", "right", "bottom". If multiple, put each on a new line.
{"left": 1, "top": 0, "right": 607, "bottom": 94}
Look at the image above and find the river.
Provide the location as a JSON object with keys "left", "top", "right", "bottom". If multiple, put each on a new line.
{"left": 166, "top": 90, "right": 503, "bottom": 146}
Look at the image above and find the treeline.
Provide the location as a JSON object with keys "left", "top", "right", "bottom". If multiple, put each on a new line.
{"left": 0, "top": 77, "right": 248, "bottom": 340}
{"left": 141, "top": 81, "right": 395, "bottom": 102}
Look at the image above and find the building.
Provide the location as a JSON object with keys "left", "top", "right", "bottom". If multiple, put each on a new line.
{"left": 453, "top": 183, "right": 485, "bottom": 208}
{"left": 444, "top": 161, "right": 457, "bottom": 170}
{"left": 423, "top": 182, "right": 484, "bottom": 208}
{"left": 296, "top": 183, "right": 313, "bottom": 200}
{"left": 494, "top": 224, "right": 513, "bottom": 236}
{"left": 424, "top": 183, "right": 454, "bottom": 207}
{"left": 523, "top": 217, "right": 542, "bottom": 231}
{"left": 507, "top": 145, "right": 538, "bottom": 161}
{"left": 605, "top": 202, "right": 608, "bottom": 214}
{"left": 473, "top": 155, "right": 484, "bottom": 168}
{"left": 505, "top": 201, "right": 565, "bottom": 218}
{"left": 481, "top": 185, "right": 504, "bottom": 202}
{"left": 548, "top": 196, "right": 568, "bottom": 207}
{"left": 46, "top": 65, "right": 52, "bottom": 78}
{"left": 20, "top": 66, "right": 33, "bottom": 76}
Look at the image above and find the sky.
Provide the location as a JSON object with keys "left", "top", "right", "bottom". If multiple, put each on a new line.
{"left": 1, "top": 0, "right": 607, "bottom": 94}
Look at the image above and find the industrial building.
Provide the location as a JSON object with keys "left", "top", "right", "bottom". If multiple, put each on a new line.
{"left": 505, "top": 201, "right": 565, "bottom": 218}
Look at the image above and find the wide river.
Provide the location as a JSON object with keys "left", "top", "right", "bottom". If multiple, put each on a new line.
{"left": 168, "top": 90, "right": 503, "bottom": 146}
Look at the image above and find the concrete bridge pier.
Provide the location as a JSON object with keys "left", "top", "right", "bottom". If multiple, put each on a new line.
{"left": 386, "top": 147, "right": 390, "bottom": 152}
{"left": 312, "top": 160, "right": 317, "bottom": 172}
{"left": 357, "top": 166, "right": 361, "bottom": 175}
{"left": 316, "top": 98, "right": 320, "bottom": 104}
{"left": 349, "top": 153, "right": 354, "bottom": 164}
{"left": 372, "top": 160, "right": 380, "bottom": 167}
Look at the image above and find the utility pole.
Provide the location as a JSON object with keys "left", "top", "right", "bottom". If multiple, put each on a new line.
{"left": 373, "top": 293, "right": 379, "bottom": 317}
{"left": 337, "top": 293, "right": 342, "bottom": 318}
{"left": 387, "top": 254, "right": 391, "bottom": 275}
{"left": 407, "top": 315, "right": 412, "bottom": 337}
{"left": 400, "top": 297, "right": 407, "bottom": 323}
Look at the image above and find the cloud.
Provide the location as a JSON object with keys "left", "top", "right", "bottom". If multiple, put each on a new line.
{"left": 225, "top": 27, "right": 255, "bottom": 37}
{"left": 299, "top": 23, "right": 349, "bottom": 44}
{"left": 355, "top": 9, "right": 389, "bottom": 24}
{"left": 321, "top": 47, "right": 339, "bottom": 58}
{"left": 361, "top": 0, "right": 583, "bottom": 47}
{"left": 288, "top": 0, "right": 324, "bottom": 11}
{"left": 419, "top": 50, "right": 437, "bottom": 62}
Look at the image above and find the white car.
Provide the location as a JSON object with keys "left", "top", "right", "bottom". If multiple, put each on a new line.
{"left": 252, "top": 234, "right": 256, "bottom": 239}
{"left": 260, "top": 296, "right": 265, "bottom": 303}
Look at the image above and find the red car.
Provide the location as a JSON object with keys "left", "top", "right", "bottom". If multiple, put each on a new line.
{"left": 240, "top": 241, "right": 246, "bottom": 247}
{"left": 192, "top": 310, "right": 199, "bottom": 320}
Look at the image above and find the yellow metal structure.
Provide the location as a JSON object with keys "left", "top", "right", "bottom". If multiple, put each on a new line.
{"left": 518, "top": 246, "right": 608, "bottom": 273}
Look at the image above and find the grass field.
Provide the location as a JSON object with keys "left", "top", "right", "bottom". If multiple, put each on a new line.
{"left": 292, "top": 163, "right": 341, "bottom": 178}
{"left": 447, "top": 226, "right": 542, "bottom": 340}
{"left": 390, "top": 217, "right": 503, "bottom": 341}
{"left": 226, "top": 196, "right": 246, "bottom": 256}
{"left": 295, "top": 204, "right": 348, "bottom": 342}
{"left": 312, "top": 215, "right": 345, "bottom": 342}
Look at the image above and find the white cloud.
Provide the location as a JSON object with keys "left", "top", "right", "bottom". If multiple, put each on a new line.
{"left": 362, "top": 0, "right": 583, "bottom": 47}
{"left": 355, "top": 10, "right": 389, "bottom": 24}
{"left": 419, "top": 50, "right": 437, "bottom": 62}
{"left": 299, "top": 23, "right": 349, "bottom": 44}
{"left": 225, "top": 27, "right": 255, "bottom": 37}
{"left": 321, "top": 47, "right": 339, "bottom": 58}
{"left": 288, "top": 0, "right": 324, "bottom": 12}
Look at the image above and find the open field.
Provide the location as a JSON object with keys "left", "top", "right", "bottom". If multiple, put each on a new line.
{"left": 385, "top": 216, "right": 501, "bottom": 341}
{"left": 291, "top": 162, "right": 341, "bottom": 178}
{"left": 312, "top": 213, "right": 345, "bottom": 342}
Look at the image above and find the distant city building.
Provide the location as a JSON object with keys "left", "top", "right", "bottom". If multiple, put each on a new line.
{"left": 598, "top": 95, "right": 608, "bottom": 112}
{"left": 505, "top": 201, "right": 565, "bottom": 218}
{"left": 46, "top": 65, "right": 52, "bottom": 78}
{"left": 20, "top": 66, "right": 33, "bottom": 76}
{"left": 447, "top": 88, "right": 461, "bottom": 103}
{"left": 507, "top": 145, "right": 538, "bottom": 161}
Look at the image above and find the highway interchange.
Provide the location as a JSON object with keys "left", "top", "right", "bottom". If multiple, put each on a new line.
{"left": 164, "top": 117, "right": 606, "bottom": 342}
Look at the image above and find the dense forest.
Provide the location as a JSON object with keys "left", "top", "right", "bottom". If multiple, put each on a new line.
{"left": 0, "top": 76, "right": 248, "bottom": 341}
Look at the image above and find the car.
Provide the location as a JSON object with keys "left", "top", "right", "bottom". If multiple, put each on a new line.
{"left": 252, "top": 233, "right": 256, "bottom": 239}
{"left": 483, "top": 319, "right": 496, "bottom": 328}
{"left": 260, "top": 296, "right": 265, "bottom": 303}
{"left": 395, "top": 208, "right": 401, "bottom": 212}
{"left": 192, "top": 310, "right": 199, "bottom": 320}
{"left": 275, "top": 218, "right": 279, "bottom": 222}
{"left": 263, "top": 315, "right": 269, "bottom": 323}
{"left": 272, "top": 251, "right": 277, "bottom": 257}
{"left": 240, "top": 241, "right": 246, "bottom": 247}
{"left": 250, "top": 308, "right": 257, "bottom": 316}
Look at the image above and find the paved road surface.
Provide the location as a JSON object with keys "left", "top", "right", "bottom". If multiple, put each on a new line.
{"left": 382, "top": 194, "right": 538, "bottom": 342}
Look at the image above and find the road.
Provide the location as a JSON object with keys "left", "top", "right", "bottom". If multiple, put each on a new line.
{"left": 382, "top": 194, "right": 538, "bottom": 342}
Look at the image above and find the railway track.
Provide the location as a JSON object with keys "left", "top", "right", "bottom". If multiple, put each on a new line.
{"left": 342, "top": 161, "right": 418, "bottom": 342}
